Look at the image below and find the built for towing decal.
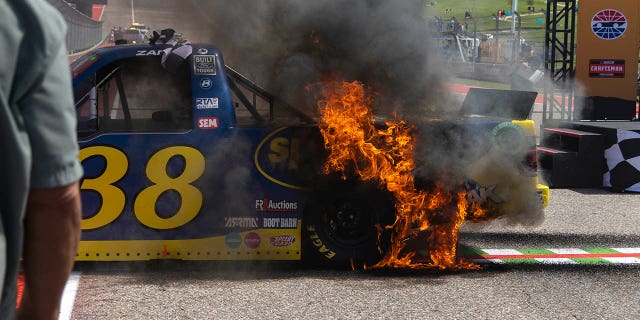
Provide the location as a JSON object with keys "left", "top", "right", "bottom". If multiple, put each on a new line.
{"left": 193, "top": 55, "right": 216, "bottom": 75}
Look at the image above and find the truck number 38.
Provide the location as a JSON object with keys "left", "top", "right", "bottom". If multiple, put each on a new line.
{"left": 79, "top": 146, "right": 205, "bottom": 230}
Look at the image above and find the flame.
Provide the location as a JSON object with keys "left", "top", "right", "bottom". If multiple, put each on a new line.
{"left": 317, "top": 80, "right": 484, "bottom": 270}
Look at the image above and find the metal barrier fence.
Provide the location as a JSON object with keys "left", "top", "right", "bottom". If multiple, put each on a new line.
{"left": 47, "top": 0, "right": 104, "bottom": 54}
{"left": 431, "top": 14, "right": 545, "bottom": 65}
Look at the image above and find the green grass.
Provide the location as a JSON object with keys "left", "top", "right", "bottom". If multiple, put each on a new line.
{"left": 425, "top": 0, "right": 548, "bottom": 45}
{"left": 425, "top": 0, "right": 548, "bottom": 21}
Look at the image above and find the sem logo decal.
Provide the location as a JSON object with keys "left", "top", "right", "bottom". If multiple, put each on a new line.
{"left": 591, "top": 9, "right": 627, "bottom": 40}
{"left": 198, "top": 117, "right": 219, "bottom": 129}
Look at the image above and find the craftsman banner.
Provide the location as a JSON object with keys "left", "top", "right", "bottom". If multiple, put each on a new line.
{"left": 574, "top": 0, "right": 640, "bottom": 120}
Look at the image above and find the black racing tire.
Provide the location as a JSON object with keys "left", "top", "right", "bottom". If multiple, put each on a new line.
{"left": 302, "top": 176, "right": 395, "bottom": 269}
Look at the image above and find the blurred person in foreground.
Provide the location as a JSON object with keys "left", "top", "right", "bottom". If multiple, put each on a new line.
{"left": 0, "top": 0, "right": 83, "bottom": 318}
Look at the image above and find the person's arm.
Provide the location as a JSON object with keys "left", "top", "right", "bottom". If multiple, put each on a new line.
{"left": 16, "top": 19, "right": 83, "bottom": 318}
{"left": 18, "top": 183, "right": 81, "bottom": 320}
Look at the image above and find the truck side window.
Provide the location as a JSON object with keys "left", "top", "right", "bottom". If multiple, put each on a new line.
{"left": 76, "top": 56, "right": 192, "bottom": 137}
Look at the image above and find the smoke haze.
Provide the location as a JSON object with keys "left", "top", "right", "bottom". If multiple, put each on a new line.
{"left": 194, "top": 0, "right": 543, "bottom": 225}
{"left": 197, "top": 0, "right": 455, "bottom": 118}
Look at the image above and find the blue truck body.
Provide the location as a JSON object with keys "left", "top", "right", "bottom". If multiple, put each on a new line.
{"left": 72, "top": 43, "right": 549, "bottom": 266}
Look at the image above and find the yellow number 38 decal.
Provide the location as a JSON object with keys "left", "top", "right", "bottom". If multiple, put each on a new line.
{"left": 79, "top": 146, "right": 205, "bottom": 230}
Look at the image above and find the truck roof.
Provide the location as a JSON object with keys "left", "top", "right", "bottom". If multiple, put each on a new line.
{"left": 71, "top": 44, "right": 224, "bottom": 87}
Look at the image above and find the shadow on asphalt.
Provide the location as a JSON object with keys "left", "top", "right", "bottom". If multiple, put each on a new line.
{"left": 73, "top": 251, "right": 638, "bottom": 283}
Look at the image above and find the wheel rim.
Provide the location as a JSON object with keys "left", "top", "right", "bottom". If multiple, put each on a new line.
{"left": 324, "top": 198, "right": 373, "bottom": 246}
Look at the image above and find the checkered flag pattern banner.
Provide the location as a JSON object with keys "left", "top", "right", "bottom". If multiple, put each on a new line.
{"left": 603, "top": 129, "right": 640, "bottom": 192}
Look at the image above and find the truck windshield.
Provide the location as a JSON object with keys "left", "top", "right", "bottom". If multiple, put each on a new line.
{"left": 76, "top": 56, "right": 192, "bottom": 137}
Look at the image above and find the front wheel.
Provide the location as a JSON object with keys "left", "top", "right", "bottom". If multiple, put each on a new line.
{"left": 302, "top": 177, "right": 395, "bottom": 269}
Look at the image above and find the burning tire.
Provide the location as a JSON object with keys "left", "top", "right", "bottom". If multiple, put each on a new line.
{"left": 302, "top": 176, "right": 395, "bottom": 269}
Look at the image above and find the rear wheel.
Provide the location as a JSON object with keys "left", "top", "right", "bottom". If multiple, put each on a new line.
{"left": 302, "top": 177, "right": 395, "bottom": 269}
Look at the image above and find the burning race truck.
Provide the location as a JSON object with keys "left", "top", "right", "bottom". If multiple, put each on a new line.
{"left": 71, "top": 39, "right": 549, "bottom": 270}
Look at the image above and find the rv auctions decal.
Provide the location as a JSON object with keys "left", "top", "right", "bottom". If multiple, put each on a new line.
{"left": 255, "top": 198, "right": 298, "bottom": 212}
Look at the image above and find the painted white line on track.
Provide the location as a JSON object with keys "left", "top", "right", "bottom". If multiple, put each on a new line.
{"left": 482, "top": 249, "right": 523, "bottom": 255}
{"left": 59, "top": 272, "right": 80, "bottom": 320}
{"left": 604, "top": 257, "right": 640, "bottom": 264}
{"left": 612, "top": 248, "right": 640, "bottom": 254}
{"left": 535, "top": 258, "right": 578, "bottom": 264}
{"left": 549, "top": 248, "right": 589, "bottom": 255}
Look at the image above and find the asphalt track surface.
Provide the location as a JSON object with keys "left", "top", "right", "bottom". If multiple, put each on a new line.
{"left": 60, "top": 1, "right": 640, "bottom": 319}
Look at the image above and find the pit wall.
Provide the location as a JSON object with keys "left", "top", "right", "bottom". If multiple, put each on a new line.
{"left": 47, "top": 0, "right": 105, "bottom": 54}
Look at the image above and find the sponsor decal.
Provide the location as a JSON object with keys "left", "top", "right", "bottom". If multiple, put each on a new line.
{"left": 464, "top": 180, "right": 504, "bottom": 205}
{"left": 136, "top": 50, "right": 163, "bottom": 56}
{"left": 244, "top": 232, "right": 260, "bottom": 249}
{"left": 255, "top": 198, "right": 298, "bottom": 212}
{"left": 194, "top": 55, "right": 216, "bottom": 75}
{"left": 261, "top": 217, "right": 298, "bottom": 229}
{"left": 591, "top": 9, "right": 627, "bottom": 40}
{"left": 224, "top": 217, "right": 259, "bottom": 229}
{"left": 270, "top": 235, "right": 296, "bottom": 247}
{"left": 306, "top": 226, "right": 335, "bottom": 259}
{"left": 589, "top": 59, "right": 625, "bottom": 78}
{"left": 254, "top": 127, "right": 313, "bottom": 191}
{"left": 196, "top": 97, "right": 219, "bottom": 109}
{"left": 198, "top": 117, "right": 219, "bottom": 129}
{"left": 199, "top": 78, "right": 212, "bottom": 90}
{"left": 225, "top": 233, "right": 242, "bottom": 249}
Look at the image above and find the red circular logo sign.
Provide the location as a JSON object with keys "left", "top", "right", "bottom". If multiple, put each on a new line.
{"left": 244, "top": 232, "right": 261, "bottom": 249}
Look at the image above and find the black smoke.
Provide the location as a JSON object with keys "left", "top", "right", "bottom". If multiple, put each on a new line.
{"left": 195, "top": 0, "right": 544, "bottom": 226}
{"left": 196, "top": 0, "right": 455, "bottom": 119}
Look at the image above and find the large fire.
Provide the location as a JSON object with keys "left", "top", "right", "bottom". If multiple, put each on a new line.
{"left": 317, "top": 80, "right": 488, "bottom": 270}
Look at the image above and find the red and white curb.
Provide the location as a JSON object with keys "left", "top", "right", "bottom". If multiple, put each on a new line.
{"left": 461, "top": 248, "right": 640, "bottom": 265}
